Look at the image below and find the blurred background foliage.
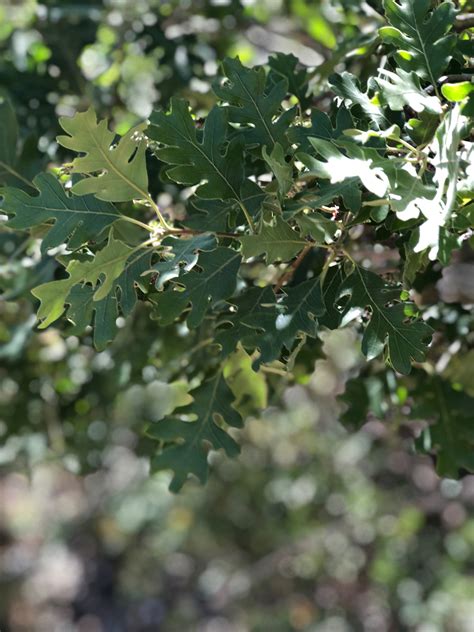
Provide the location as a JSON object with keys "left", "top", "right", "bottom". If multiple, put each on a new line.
{"left": 1, "top": 1, "right": 474, "bottom": 630}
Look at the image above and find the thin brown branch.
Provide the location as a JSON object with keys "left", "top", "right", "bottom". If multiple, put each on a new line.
{"left": 274, "top": 243, "right": 313, "bottom": 293}
{"left": 455, "top": 13, "right": 474, "bottom": 31}
{"left": 165, "top": 227, "right": 243, "bottom": 239}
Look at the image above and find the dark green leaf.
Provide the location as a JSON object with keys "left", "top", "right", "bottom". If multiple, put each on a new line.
{"left": 339, "top": 266, "right": 432, "bottom": 374}
{"left": 153, "top": 247, "right": 241, "bottom": 328}
{"left": 380, "top": 0, "right": 456, "bottom": 84}
{"left": 213, "top": 57, "right": 295, "bottom": 150}
{"left": 240, "top": 217, "right": 306, "bottom": 263}
{"left": 149, "top": 371, "right": 242, "bottom": 492}
{"left": 4, "top": 173, "right": 119, "bottom": 253}
{"left": 148, "top": 99, "right": 245, "bottom": 201}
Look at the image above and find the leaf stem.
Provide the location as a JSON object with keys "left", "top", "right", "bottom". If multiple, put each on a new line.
{"left": 320, "top": 249, "right": 338, "bottom": 286}
{"left": 164, "top": 227, "right": 243, "bottom": 239}
{"left": 144, "top": 193, "right": 174, "bottom": 231}
{"left": 120, "top": 215, "right": 154, "bottom": 232}
{"left": 237, "top": 200, "right": 256, "bottom": 233}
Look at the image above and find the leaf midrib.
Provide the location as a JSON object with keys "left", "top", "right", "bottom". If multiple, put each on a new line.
{"left": 355, "top": 266, "right": 425, "bottom": 356}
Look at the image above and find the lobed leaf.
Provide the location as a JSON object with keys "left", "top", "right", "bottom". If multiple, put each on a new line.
{"left": 57, "top": 107, "right": 149, "bottom": 202}
{"left": 153, "top": 247, "right": 241, "bottom": 328}
{"left": 240, "top": 217, "right": 306, "bottom": 263}
{"left": 213, "top": 57, "right": 296, "bottom": 150}
{"left": 149, "top": 371, "right": 242, "bottom": 492}
{"left": 339, "top": 266, "right": 433, "bottom": 374}
{"left": 380, "top": 0, "right": 456, "bottom": 85}
{"left": 3, "top": 173, "right": 119, "bottom": 253}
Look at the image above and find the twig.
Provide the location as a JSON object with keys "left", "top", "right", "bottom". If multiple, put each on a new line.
{"left": 455, "top": 13, "right": 474, "bottom": 31}
{"left": 274, "top": 243, "right": 313, "bottom": 293}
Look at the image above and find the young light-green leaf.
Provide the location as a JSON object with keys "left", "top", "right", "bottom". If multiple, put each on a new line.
{"left": 57, "top": 107, "right": 149, "bottom": 202}
{"left": 32, "top": 233, "right": 136, "bottom": 328}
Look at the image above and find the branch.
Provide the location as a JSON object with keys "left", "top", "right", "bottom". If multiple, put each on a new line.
{"left": 274, "top": 243, "right": 313, "bottom": 293}
{"left": 455, "top": 13, "right": 474, "bottom": 31}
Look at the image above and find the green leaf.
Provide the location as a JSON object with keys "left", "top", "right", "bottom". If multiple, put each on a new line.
{"left": 319, "top": 266, "right": 347, "bottom": 331}
{"left": 380, "top": 0, "right": 456, "bottom": 84}
{"left": 376, "top": 68, "right": 442, "bottom": 114}
{"left": 296, "top": 212, "right": 338, "bottom": 244}
{"left": 216, "top": 286, "right": 283, "bottom": 362}
{"left": 415, "top": 378, "right": 474, "bottom": 477}
{"left": 442, "top": 81, "right": 474, "bottom": 103}
{"left": 32, "top": 233, "right": 139, "bottom": 328}
{"left": 339, "top": 266, "right": 432, "bottom": 374}
{"left": 288, "top": 108, "right": 353, "bottom": 152}
{"left": 406, "top": 112, "right": 439, "bottom": 146}
{"left": 415, "top": 105, "right": 465, "bottom": 259}
{"left": 213, "top": 57, "right": 295, "bottom": 150}
{"left": 223, "top": 345, "right": 268, "bottom": 414}
{"left": 240, "top": 217, "right": 306, "bottom": 263}
{"left": 300, "top": 138, "right": 389, "bottom": 198}
{"left": 57, "top": 107, "right": 148, "bottom": 202}
{"left": 64, "top": 248, "right": 151, "bottom": 348}
{"left": 153, "top": 247, "right": 241, "bottom": 328}
{"left": 0, "top": 93, "right": 18, "bottom": 169}
{"left": 284, "top": 179, "right": 361, "bottom": 216}
{"left": 65, "top": 284, "right": 118, "bottom": 351}
{"left": 277, "top": 276, "right": 326, "bottom": 347}
{"left": 262, "top": 142, "right": 293, "bottom": 198}
{"left": 184, "top": 180, "right": 266, "bottom": 232}
{"left": 149, "top": 371, "right": 242, "bottom": 492}
{"left": 329, "top": 72, "right": 389, "bottom": 128}
{"left": 148, "top": 99, "right": 245, "bottom": 203}
{"left": 403, "top": 231, "right": 429, "bottom": 286}
{"left": 268, "top": 52, "right": 312, "bottom": 108}
{"left": 217, "top": 277, "right": 326, "bottom": 365}
{"left": 152, "top": 233, "right": 217, "bottom": 289}
{"left": 4, "top": 173, "right": 119, "bottom": 253}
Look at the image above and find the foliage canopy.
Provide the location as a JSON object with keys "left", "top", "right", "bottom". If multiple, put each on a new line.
{"left": 1, "top": 0, "right": 473, "bottom": 491}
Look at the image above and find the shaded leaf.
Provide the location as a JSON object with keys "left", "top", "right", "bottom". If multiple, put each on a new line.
{"left": 415, "top": 378, "right": 474, "bottom": 477}
{"left": 4, "top": 173, "right": 119, "bottom": 253}
{"left": 153, "top": 247, "right": 241, "bottom": 328}
{"left": 149, "top": 371, "right": 242, "bottom": 492}
{"left": 152, "top": 233, "right": 217, "bottom": 289}
{"left": 0, "top": 93, "right": 18, "bottom": 168}
{"left": 268, "top": 52, "right": 312, "bottom": 108}
{"left": 262, "top": 142, "right": 293, "bottom": 198}
{"left": 296, "top": 212, "right": 338, "bottom": 244}
{"left": 339, "top": 266, "right": 432, "bottom": 374}
{"left": 148, "top": 99, "right": 244, "bottom": 202}
{"left": 213, "top": 57, "right": 295, "bottom": 150}
{"left": 289, "top": 108, "right": 353, "bottom": 152}
{"left": 240, "top": 217, "right": 306, "bottom": 263}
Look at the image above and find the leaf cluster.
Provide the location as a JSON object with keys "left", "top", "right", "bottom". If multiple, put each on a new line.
{"left": 1, "top": 1, "right": 473, "bottom": 489}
